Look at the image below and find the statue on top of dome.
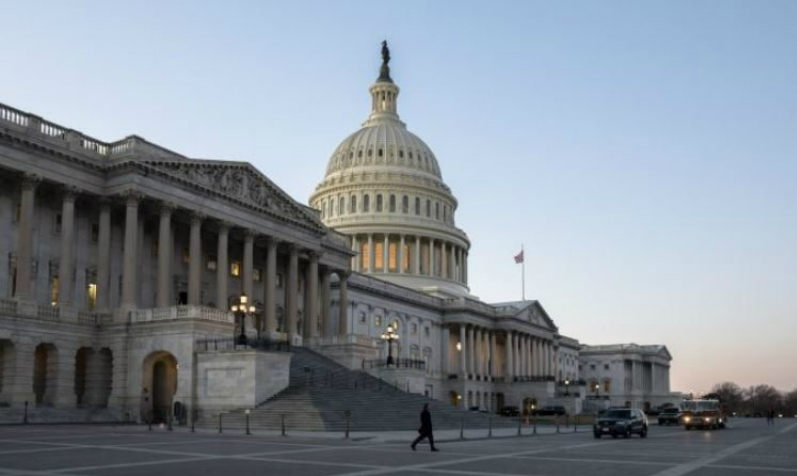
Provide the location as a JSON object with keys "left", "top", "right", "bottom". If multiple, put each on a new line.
{"left": 378, "top": 40, "right": 393, "bottom": 83}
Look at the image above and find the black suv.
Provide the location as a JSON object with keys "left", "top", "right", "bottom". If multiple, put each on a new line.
{"left": 594, "top": 409, "right": 648, "bottom": 438}
{"left": 658, "top": 407, "right": 682, "bottom": 426}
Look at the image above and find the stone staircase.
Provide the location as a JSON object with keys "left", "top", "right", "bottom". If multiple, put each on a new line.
{"left": 0, "top": 406, "right": 120, "bottom": 425}
{"left": 218, "top": 347, "right": 518, "bottom": 432}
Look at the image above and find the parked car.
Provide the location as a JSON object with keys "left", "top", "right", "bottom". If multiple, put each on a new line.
{"left": 593, "top": 409, "right": 649, "bottom": 438}
{"left": 498, "top": 406, "right": 520, "bottom": 417}
{"left": 658, "top": 407, "right": 683, "bottom": 426}
{"left": 533, "top": 406, "right": 567, "bottom": 416}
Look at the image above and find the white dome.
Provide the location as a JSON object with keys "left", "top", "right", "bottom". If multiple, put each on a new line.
{"left": 310, "top": 45, "right": 471, "bottom": 299}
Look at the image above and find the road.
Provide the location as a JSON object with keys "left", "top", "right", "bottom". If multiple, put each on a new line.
{"left": 0, "top": 418, "right": 794, "bottom": 475}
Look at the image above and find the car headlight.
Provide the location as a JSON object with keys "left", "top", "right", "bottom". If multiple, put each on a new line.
{"left": 704, "top": 417, "right": 711, "bottom": 423}
{"left": 684, "top": 416, "right": 691, "bottom": 423}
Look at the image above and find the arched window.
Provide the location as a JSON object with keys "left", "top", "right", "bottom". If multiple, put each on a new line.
{"left": 378, "top": 148, "right": 383, "bottom": 157}
{"left": 363, "top": 194, "right": 370, "bottom": 213}
{"left": 350, "top": 195, "right": 357, "bottom": 213}
{"left": 368, "top": 149, "right": 373, "bottom": 157}
{"left": 399, "top": 149, "right": 404, "bottom": 159}
{"left": 443, "top": 205, "right": 447, "bottom": 223}
{"left": 339, "top": 197, "right": 345, "bottom": 216}
{"left": 376, "top": 194, "right": 383, "bottom": 212}
{"left": 358, "top": 149, "right": 362, "bottom": 158}
{"left": 389, "top": 195, "right": 396, "bottom": 213}
{"left": 402, "top": 195, "right": 409, "bottom": 213}
{"left": 435, "top": 202, "right": 440, "bottom": 220}
{"left": 415, "top": 197, "right": 421, "bottom": 215}
{"left": 426, "top": 199, "right": 431, "bottom": 217}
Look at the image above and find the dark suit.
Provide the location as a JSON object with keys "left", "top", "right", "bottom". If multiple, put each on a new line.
{"left": 412, "top": 408, "right": 436, "bottom": 449}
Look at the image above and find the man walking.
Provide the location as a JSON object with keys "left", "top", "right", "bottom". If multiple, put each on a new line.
{"left": 411, "top": 403, "right": 439, "bottom": 452}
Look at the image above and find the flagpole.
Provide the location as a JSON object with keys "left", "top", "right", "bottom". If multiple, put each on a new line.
{"left": 521, "top": 244, "right": 525, "bottom": 301}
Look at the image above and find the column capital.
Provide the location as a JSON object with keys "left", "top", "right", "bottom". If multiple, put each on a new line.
{"left": 308, "top": 250, "right": 323, "bottom": 261}
{"left": 21, "top": 173, "right": 41, "bottom": 191}
{"left": 244, "top": 228, "right": 257, "bottom": 240}
{"left": 98, "top": 197, "right": 113, "bottom": 211}
{"left": 61, "top": 185, "right": 80, "bottom": 202}
{"left": 159, "top": 201, "right": 176, "bottom": 215}
{"left": 336, "top": 269, "right": 351, "bottom": 279}
{"left": 121, "top": 189, "right": 144, "bottom": 205}
{"left": 189, "top": 210, "right": 206, "bottom": 224}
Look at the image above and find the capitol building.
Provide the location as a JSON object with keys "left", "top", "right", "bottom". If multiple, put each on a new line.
{"left": 0, "top": 45, "right": 675, "bottom": 426}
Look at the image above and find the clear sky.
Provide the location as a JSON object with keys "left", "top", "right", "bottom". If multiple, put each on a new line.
{"left": 2, "top": 1, "right": 796, "bottom": 394}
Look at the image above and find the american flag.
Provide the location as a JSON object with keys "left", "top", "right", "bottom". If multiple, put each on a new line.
{"left": 514, "top": 250, "right": 524, "bottom": 264}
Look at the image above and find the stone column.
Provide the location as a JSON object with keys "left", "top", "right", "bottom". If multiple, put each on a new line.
{"left": 414, "top": 236, "right": 421, "bottom": 274}
{"left": 527, "top": 336, "right": 533, "bottom": 378}
{"left": 263, "top": 237, "right": 278, "bottom": 333}
{"left": 156, "top": 203, "right": 173, "bottom": 308}
{"left": 450, "top": 244, "right": 456, "bottom": 281}
{"left": 14, "top": 175, "right": 40, "bottom": 300}
{"left": 441, "top": 325, "right": 450, "bottom": 375}
{"left": 216, "top": 223, "right": 230, "bottom": 311}
{"left": 506, "top": 332, "right": 514, "bottom": 380}
{"left": 305, "top": 252, "right": 319, "bottom": 339}
{"left": 351, "top": 236, "right": 360, "bottom": 272}
{"left": 428, "top": 239, "right": 435, "bottom": 277}
{"left": 489, "top": 332, "right": 497, "bottom": 378}
{"left": 286, "top": 244, "right": 298, "bottom": 342}
{"left": 320, "top": 268, "right": 331, "bottom": 337}
{"left": 459, "top": 325, "right": 467, "bottom": 376}
{"left": 243, "top": 230, "right": 254, "bottom": 299}
{"left": 96, "top": 200, "right": 112, "bottom": 310}
{"left": 398, "top": 235, "right": 405, "bottom": 274}
{"left": 382, "top": 235, "right": 389, "bottom": 273}
{"left": 468, "top": 325, "right": 476, "bottom": 378}
{"left": 188, "top": 212, "right": 203, "bottom": 306}
{"left": 57, "top": 187, "right": 78, "bottom": 308}
{"left": 367, "top": 234, "right": 374, "bottom": 273}
{"left": 521, "top": 335, "right": 528, "bottom": 377}
{"left": 441, "top": 242, "right": 447, "bottom": 279}
{"left": 475, "top": 327, "right": 482, "bottom": 379}
{"left": 121, "top": 191, "right": 141, "bottom": 307}
{"left": 338, "top": 271, "right": 349, "bottom": 336}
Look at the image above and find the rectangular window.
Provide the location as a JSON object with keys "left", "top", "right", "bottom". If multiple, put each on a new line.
{"left": 87, "top": 283, "right": 97, "bottom": 310}
{"left": 360, "top": 242, "right": 370, "bottom": 270}
{"left": 388, "top": 242, "right": 397, "bottom": 272}
{"left": 230, "top": 260, "right": 241, "bottom": 277}
{"left": 374, "top": 242, "right": 384, "bottom": 270}
{"left": 402, "top": 244, "right": 410, "bottom": 272}
{"left": 411, "top": 323, "right": 418, "bottom": 334}
{"left": 207, "top": 255, "right": 217, "bottom": 271}
{"left": 424, "top": 326, "right": 430, "bottom": 337}
{"left": 277, "top": 273, "right": 284, "bottom": 288}
{"left": 152, "top": 240, "right": 159, "bottom": 258}
{"left": 53, "top": 213, "right": 62, "bottom": 235}
{"left": 182, "top": 247, "right": 190, "bottom": 264}
{"left": 604, "top": 381, "right": 611, "bottom": 393}
{"left": 50, "top": 276, "right": 59, "bottom": 306}
{"left": 12, "top": 201, "right": 21, "bottom": 223}
{"left": 359, "top": 312, "right": 366, "bottom": 323}
{"left": 91, "top": 223, "right": 99, "bottom": 243}
{"left": 375, "top": 316, "right": 382, "bottom": 327}
{"left": 253, "top": 268, "right": 262, "bottom": 282}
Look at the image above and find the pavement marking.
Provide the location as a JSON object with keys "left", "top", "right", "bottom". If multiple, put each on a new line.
{"left": 708, "top": 464, "right": 797, "bottom": 473}
{"left": 647, "top": 421, "right": 797, "bottom": 476}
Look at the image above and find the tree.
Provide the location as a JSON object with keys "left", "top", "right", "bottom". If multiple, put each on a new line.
{"left": 745, "top": 385, "right": 783, "bottom": 415}
{"left": 710, "top": 382, "right": 745, "bottom": 414}
{"left": 784, "top": 389, "right": 797, "bottom": 416}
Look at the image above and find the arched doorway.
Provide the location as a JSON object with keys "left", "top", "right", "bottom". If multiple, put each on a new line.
{"left": 0, "top": 340, "right": 16, "bottom": 405}
{"left": 449, "top": 391, "right": 460, "bottom": 408}
{"left": 141, "top": 351, "right": 178, "bottom": 423}
{"left": 33, "top": 343, "right": 58, "bottom": 406}
{"left": 522, "top": 397, "right": 537, "bottom": 416}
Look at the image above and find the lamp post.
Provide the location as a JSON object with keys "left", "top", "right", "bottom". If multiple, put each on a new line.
{"left": 380, "top": 324, "right": 399, "bottom": 366}
{"left": 564, "top": 378, "right": 570, "bottom": 397}
{"left": 231, "top": 294, "right": 256, "bottom": 345}
{"left": 593, "top": 382, "right": 600, "bottom": 399}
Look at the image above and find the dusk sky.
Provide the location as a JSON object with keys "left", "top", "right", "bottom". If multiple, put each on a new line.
{"left": 2, "top": 1, "right": 795, "bottom": 394}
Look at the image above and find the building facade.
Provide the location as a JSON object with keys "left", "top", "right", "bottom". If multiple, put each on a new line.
{"left": 0, "top": 45, "right": 675, "bottom": 424}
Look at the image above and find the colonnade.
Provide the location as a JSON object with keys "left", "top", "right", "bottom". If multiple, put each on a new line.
{"left": 11, "top": 176, "right": 351, "bottom": 343}
{"left": 441, "top": 324, "right": 556, "bottom": 381}
{"left": 350, "top": 233, "right": 468, "bottom": 284}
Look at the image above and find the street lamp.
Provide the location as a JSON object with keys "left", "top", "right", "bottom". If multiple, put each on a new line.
{"left": 593, "top": 382, "right": 600, "bottom": 399}
{"left": 380, "top": 324, "right": 399, "bottom": 366}
{"left": 231, "top": 294, "right": 256, "bottom": 345}
{"left": 564, "top": 378, "right": 571, "bottom": 397}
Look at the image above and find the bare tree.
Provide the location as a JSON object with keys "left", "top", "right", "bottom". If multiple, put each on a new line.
{"left": 710, "top": 382, "right": 745, "bottom": 414}
{"left": 745, "top": 385, "right": 783, "bottom": 415}
{"left": 784, "top": 389, "right": 797, "bottom": 416}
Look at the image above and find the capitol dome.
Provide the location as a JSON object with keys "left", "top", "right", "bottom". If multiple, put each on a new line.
{"left": 310, "top": 43, "right": 471, "bottom": 298}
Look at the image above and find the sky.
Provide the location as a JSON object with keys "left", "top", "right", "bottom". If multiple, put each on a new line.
{"left": 2, "top": 0, "right": 796, "bottom": 394}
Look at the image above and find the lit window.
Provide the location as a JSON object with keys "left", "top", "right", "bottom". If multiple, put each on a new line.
{"left": 374, "top": 242, "right": 384, "bottom": 270}
{"left": 253, "top": 268, "right": 262, "bottom": 282}
{"left": 230, "top": 260, "right": 241, "bottom": 277}
{"left": 182, "top": 248, "right": 190, "bottom": 264}
{"left": 375, "top": 316, "right": 382, "bottom": 327}
{"left": 207, "top": 256, "right": 217, "bottom": 271}
{"left": 360, "top": 242, "right": 370, "bottom": 270}
{"left": 87, "top": 283, "right": 97, "bottom": 310}
{"left": 50, "top": 275, "right": 59, "bottom": 307}
{"left": 388, "top": 242, "right": 397, "bottom": 272}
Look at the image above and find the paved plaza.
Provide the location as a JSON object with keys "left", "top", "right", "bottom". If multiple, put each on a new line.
{"left": 0, "top": 419, "right": 794, "bottom": 476}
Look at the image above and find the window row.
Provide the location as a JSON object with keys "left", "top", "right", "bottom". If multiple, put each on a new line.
{"left": 319, "top": 193, "right": 453, "bottom": 224}
{"left": 333, "top": 147, "right": 438, "bottom": 174}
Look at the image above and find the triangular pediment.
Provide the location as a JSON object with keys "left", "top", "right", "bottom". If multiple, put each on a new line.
{"left": 513, "top": 301, "right": 558, "bottom": 332}
{"left": 142, "top": 158, "right": 325, "bottom": 233}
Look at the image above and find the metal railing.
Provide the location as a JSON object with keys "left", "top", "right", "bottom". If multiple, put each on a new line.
{"left": 362, "top": 358, "right": 426, "bottom": 370}
{"left": 195, "top": 336, "right": 291, "bottom": 353}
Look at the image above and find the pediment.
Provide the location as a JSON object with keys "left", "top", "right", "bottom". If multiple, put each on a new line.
{"left": 143, "top": 159, "right": 324, "bottom": 233}
{"left": 514, "top": 301, "right": 558, "bottom": 332}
